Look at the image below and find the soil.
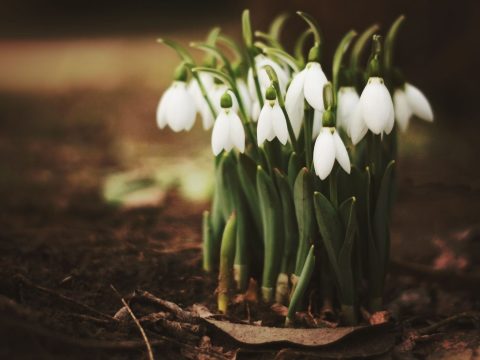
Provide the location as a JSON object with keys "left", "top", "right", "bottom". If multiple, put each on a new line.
{"left": 0, "top": 89, "right": 479, "bottom": 359}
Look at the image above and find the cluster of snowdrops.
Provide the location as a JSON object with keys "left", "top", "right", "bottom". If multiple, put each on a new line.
{"left": 156, "top": 10, "right": 433, "bottom": 325}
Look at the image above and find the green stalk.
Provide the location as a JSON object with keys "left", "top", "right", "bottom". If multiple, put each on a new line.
{"left": 303, "top": 104, "right": 314, "bottom": 170}
{"left": 257, "top": 166, "right": 283, "bottom": 302}
{"left": 286, "top": 245, "right": 315, "bottom": 326}
{"left": 218, "top": 212, "right": 237, "bottom": 314}
{"left": 202, "top": 211, "right": 214, "bottom": 272}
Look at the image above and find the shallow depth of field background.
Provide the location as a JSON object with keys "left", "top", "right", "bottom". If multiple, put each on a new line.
{"left": 1, "top": 0, "right": 479, "bottom": 262}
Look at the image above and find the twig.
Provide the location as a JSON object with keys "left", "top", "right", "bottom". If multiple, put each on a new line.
{"left": 417, "top": 311, "right": 480, "bottom": 335}
{"left": 16, "top": 274, "right": 114, "bottom": 321}
{"left": 111, "top": 285, "right": 154, "bottom": 360}
{"left": 133, "top": 290, "right": 198, "bottom": 323}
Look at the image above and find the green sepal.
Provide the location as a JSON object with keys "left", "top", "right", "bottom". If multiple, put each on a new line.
{"left": 293, "top": 168, "right": 314, "bottom": 276}
{"left": 286, "top": 245, "right": 315, "bottom": 325}
{"left": 256, "top": 166, "right": 283, "bottom": 301}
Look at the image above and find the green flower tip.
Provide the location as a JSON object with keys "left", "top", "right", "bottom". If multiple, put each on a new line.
{"left": 220, "top": 91, "right": 233, "bottom": 109}
{"left": 322, "top": 110, "right": 335, "bottom": 127}
{"left": 265, "top": 85, "right": 277, "bottom": 101}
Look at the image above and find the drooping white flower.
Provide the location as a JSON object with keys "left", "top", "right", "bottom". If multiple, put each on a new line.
{"left": 237, "top": 79, "right": 252, "bottom": 119}
{"left": 257, "top": 100, "right": 289, "bottom": 146}
{"left": 211, "top": 93, "right": 245, "bottom": 155}
{"left": 313, "top": 127, "right": 351, "bottom": 180}
{"left": 285, "top": 62, "right": 329, "bottom": 138}
{"left": 349, "top": 77, "right": 394, "bottom": 144}
{"left": 247, "top": 55, "right": 289, "bottom": 101}
{"left": 312, "top": 110, "right": 323, "bottom": 140}
{"left": 251, "top": 100, "right": 261, "bottom": 121}
{"left": 393, "top": 83, "right": 434, "bottom": 132}
{"left": 188, "top": 73, "right": 215, "bottom": 130}
{"left": 337, "top": 87, "right": 360, "bottom": 133}
{"left": 156, "top": 81, "right": 196, "bottom": 132}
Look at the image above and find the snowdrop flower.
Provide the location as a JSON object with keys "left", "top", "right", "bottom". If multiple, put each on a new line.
{"left": 157, "top": 81, "right": 196, "bottom": 132}
{"left": 211, "top": 92, "right": 245, "bottom": 155}
{"left": 350, "top": 77, "right": 394, "bottom": 145}
{"left": 285, "top": 61, "right": 328, "bottom": 138}
{"left": 236, "top": 79, "right": 253, "bottom": 119}
{"left": 313, "top": 127, "right": 351, "bottom": 180}
{"left": 393, "top": 83, "right": 433, "bottom": 132}
{"left": 188, "top": 73, "right": 215, "bottom": 130}
{"left": 247, "top": 55, "right": 289, "bottom": 101}
{"left": 312, "top": 110, "right": 323, "bottom": 139}
{"left": 257, "top": 86, "right": 289, "bottom": 146}
{"left": 337, "top": 87, "right": 360, "bottom": 133}
{"left": 251, "top": 100, "right": 261, "bottom": 121}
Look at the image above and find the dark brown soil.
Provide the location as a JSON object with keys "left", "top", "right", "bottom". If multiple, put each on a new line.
{"left": 0, "top": 89, "right": 479, "bottom": 359}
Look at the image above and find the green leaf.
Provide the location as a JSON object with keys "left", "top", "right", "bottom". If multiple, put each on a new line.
{"left": 274, "top": 168, "right": 299, "bottom": 274}
{"left": 313, "top": 191, "right": 343, "bottom": 279}
{"left": 202, "top": 211, "right": 214, "bottom": 272}
{"left": 293, "top": 168, "right": 314, "bottom": 276}
{"left": 296, "top": 11, "right": 322, "bottom": 45}
{"left": 257, "top": 166, "right": 283, "bottom": 301}
{"left": 288, "top": 152, "right": 302, "bottom": 188}
{"left": 236, "top": 153, "right": 262, "bottom": 234}
{"left": 337, "top": 197, "right": 357, "bottom": 305}
{"left": 286, "top": 245, "right": 315, "bottom": 325}
{"left": 373, "top": 160, "right": 395, "bottom": 272}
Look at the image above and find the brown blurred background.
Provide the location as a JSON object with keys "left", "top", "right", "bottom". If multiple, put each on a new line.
{"left": 0, "top": 0, "right": 478, "bottom": 118}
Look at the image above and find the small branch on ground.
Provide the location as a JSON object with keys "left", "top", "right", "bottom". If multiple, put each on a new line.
{"left": 111, "top": 285, "right": 154, "bottom": 360}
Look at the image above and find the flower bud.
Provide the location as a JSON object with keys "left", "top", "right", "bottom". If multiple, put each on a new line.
{"left": 220, "top": 91, "right": 233, "bottom": 109}
{"left": 307, "top": 44, "right": 321, "bottom": 62}
{"left": 173, "top": 63, "right": 188, "bottom": 82}
{"left": 265, "top": 85, "right": 277, "bottom": 101}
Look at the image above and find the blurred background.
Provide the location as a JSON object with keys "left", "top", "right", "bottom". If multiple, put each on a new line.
{"left": 0, "top": 0, "right": 479, "bottom": 262}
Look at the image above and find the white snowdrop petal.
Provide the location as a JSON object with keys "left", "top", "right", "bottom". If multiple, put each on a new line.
{"left": 350, "top": 103, "right": 368, "bottom": 145}
{"left": 312, "top": 110, "right": 323, "bottom": 140}
{"left": 385, "top": 105, "right": 395, "bottom": 135}
{"left": 333, "top": 131, "right": 351, "bottom": 174}
{"left": 360, "top": 78, "right": 393, "bottom": 134}
{"left": 211, "top": 111, "right": 230, "bottom": 155}
{"left": 166, "top": 83, "right": 196, "bottom": 132}
{"left": 405, "top": 83, "right": 434, "bottom": 122}
{"left": 199, "top": 101, "right": 215, "bottom": 130}
{"left": 304, "top": 62, "right": 328, "bottom": 111}
{"left": 237, "top": 79, "right": 252, "bottom": 117}
{"left": 251, "top": 100, "right": 261, "bottom": 121}
{"left": 285, "top": 70, "right": 306, "bottom": 138}
{"left": 229, "top": 111, "right": 245, "bottom": 153}
{"left": 313, "top": 129, "right": 336, "bottom": 180}
{"left": 272, "top": 103, "right": 289, "bottom": 145}
{"left": 337, "top": 87, "right": 360, "bottom": 130}
{"left": 393, "top": 89, "right": 412, "bottom": 132}
{"left": 156, "top": 86, "right": 173, "bottom": 129}
{"left": 257, "top": 104, "right": 274, "bottom": 146}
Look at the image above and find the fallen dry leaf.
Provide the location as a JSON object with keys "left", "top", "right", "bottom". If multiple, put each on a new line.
{"left": 204, "top": 318, "right": 377, "bottom": 347}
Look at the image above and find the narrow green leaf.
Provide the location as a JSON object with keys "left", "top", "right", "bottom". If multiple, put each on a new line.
{"left": 269, "top": 12, "right": 289, "bottom": 40}
{"left": 293, "top": 168, "right": 314, "bottom": 276}
{"left": 286, "top": 245, "right": 315, "bottom": 325}
{"left": 218, "top": 212, "right": 237, "bottom": 313}
{"left": 288, "top": 152, "right": 302, "bottom": 188}
{"left": 257, "top": 166, "right": 283, "bottom": 302}
{"left": 294, "top": 28, "right": 313, "bottom": 66}
{"left": 373, "top": 160, "right": 395, "bottom": 272}
{"left": 202, "top": 211, "right": 214, "bottom": 272}
{"left": 296, "top": 11, "right": 322, "bottom": 45}
{"left": 274, "top": 169, "right": 299, "bottom": 274}
{"left": 349, "top": 23, "right": 380, "bottom": 71}
{"left": 384, "top": 15, "right": 406, "bottom": 71}
{"left": 337, "top": 197, "right": 357, "bottom": 305}
{"left": 236, "top": 153, "right": 262, "bottom": 234}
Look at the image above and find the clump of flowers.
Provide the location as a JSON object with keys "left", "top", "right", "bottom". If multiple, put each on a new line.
{"left": 156, "top": 11, "right": 433, "bottom": 325}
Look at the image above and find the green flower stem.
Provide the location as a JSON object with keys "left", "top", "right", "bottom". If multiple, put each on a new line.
{"left": 332, "top": 30, "right": 357, "bottom": 106}
{"left": 247, "top": 50, "right": 264, "bottom": 108}
{"left": 218, "top": 212, "right": 237, "bottom": 314}
{"left": 303, "top": 104, "right": 314, "bottom": 170}
{"left": 384, "top": 15, "right": 406, "bottom": 76}
{"left": 286, "top": 245, "right": 315, "bottom": 326}
{"left": 294, "top": 28, "right": 313, "bottom": 67}
{"left": 269, "top": 12, "right": 289, "bottom": 41}
{"left": 296, "top": 11, "right": 323, "bottom": 47}
{"left": 263, "top": 65, "right": 300, "bottom": 154}
{"left": 349, "top": 24, "right": 380, "bottom": 90}
{"left": 202, "top": 211, "right": 214, "bottom": 272}
{"left": 192, "top": 71, "right": 217, "bottom": 119}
